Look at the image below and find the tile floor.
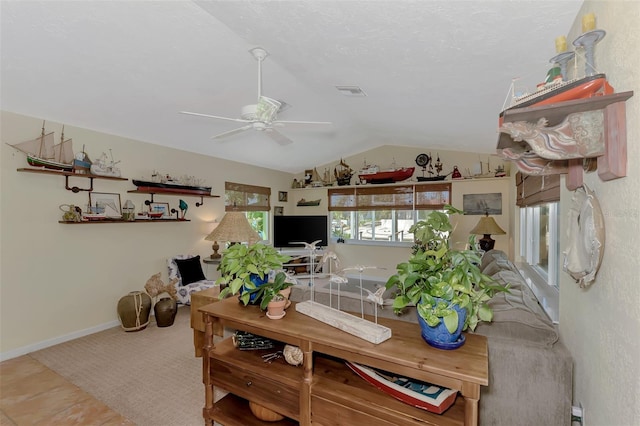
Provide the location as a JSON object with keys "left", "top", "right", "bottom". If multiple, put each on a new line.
{"left": 0, "top": 355, "right": 133, "bottom": 425}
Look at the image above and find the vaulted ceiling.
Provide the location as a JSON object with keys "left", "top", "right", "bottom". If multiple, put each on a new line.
{"left": 1, "top": 1, "right": 583, "bottom": 173}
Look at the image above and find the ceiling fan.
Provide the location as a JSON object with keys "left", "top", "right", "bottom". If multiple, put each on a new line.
{"left": 180, "top": 47, "right": 332, "bottom": 145}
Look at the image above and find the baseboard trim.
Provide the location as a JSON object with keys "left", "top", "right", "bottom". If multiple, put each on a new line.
{"left": 0, "top": 320, "right": 121, "bottom": 362}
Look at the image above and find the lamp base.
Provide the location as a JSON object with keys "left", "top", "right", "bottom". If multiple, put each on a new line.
{"left": 210, "top": 242, "right": 221, "bottom": 259}
{"left": 478, "top": 234, "right": 496, "bottom": 252}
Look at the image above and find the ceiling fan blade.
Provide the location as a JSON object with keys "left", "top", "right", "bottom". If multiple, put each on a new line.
{"left": 273, "top": 120, "right": 333, "bottom": 126}
{"left": 180, "top": 111, "right": 251, "bottom": 123}
{"left": 256, "top": 96, "right": 282, "bottom": 123}
{"left": 212, "top": 125, "right": 253, "bottom": 140}
{"left": 265, "top": 129, "right": 293, "bottom": 145}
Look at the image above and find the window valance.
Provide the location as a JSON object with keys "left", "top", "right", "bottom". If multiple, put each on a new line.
{"left": 328, "top": 183, "right": 451, "bottom": 211}
{"left": 515, "top": 173, "right": 560, "bottom": 207}
{"left": 225, "top": 181, "right": 271, "bottom": 211}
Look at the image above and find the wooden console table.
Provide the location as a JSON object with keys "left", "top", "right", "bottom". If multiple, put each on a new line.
{"left": 200, "top": 297, "right": 488, "bottom": 426}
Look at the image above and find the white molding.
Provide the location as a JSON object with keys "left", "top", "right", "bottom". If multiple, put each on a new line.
{"left": 0, "top": 320, "right": 120, "bottom": 362}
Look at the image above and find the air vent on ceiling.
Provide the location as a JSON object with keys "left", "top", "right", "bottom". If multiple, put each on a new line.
{"left": 335, "top": 86, "right": 367, "bottom": 97}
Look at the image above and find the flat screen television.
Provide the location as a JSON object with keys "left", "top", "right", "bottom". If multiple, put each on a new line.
{"left": 273, "top": 215, "right": 328, "bottom": 248}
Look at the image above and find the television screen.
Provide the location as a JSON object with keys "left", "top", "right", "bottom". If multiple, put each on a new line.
{"left": 273, "top": 215, "right": 328, "bottom": 248}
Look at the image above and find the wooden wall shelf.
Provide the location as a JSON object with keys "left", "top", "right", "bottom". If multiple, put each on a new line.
{"left": 127, "top": 189, "right": 219, "bottom": 208}
{"left": 17, "top": 167, "right": 127, "bottom": 192}
{"left": 497, "top": 91, "right": 634, "bottom": 190}
{"left": 59, "top": 219, "right": 190, "bottom": 224}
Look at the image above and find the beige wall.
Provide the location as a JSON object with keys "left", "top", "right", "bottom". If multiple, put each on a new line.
{"left": 0, "top": 111, "right": 292, "bottom": 356}
{"left": 558, "top": 2, "right": 640, "bottom": 425}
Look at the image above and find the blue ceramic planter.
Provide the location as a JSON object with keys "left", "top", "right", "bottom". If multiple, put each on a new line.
{"left": 244, "top": 274, "right": 268, "bottom": 304}
{"left": 416, "top": 301, "right": 467, "bottom": 349}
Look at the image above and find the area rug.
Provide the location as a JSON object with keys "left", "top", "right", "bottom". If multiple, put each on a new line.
{"left": 31, "top": 307, "right": 204, "bottom": 426}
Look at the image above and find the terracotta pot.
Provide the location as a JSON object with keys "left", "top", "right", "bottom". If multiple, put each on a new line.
{"left": 279, "top": 286, "right": 291, "bottom": 300}
{"left": 117, "top": 291, "right": 152, "bottom": 332}
{"left": 154, "top": 297, "right": 177, "bottom": 327}
{"left": 267, "top": 298, "right": 287, "bottom": 319}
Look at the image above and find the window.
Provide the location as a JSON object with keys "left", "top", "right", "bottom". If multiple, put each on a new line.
{"left": 520, "top": 203, "right": 560, "bottom": 287}
{"left": 515, "top": 172, "right": 560, "bottom": 322}
{"left": 328, "top": 183, "right": 450, "bottom": 244}
{"left": 225, "top": 182, "right": 271, "bottom": 240}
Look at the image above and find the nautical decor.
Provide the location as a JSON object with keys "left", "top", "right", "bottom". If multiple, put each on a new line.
{"left": 563, "top": 184, "right": 605, "bottom": 288}
{"left": 7, "top": 122, "right": 74, "bottom": 171}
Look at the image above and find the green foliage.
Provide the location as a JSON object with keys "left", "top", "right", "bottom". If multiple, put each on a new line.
{"left": 247, "top": 271, "right": 294, "bottom": 310}
{"left": 217, "top": 243, "right": 291, "bottom": 305}
{"left": 385, "top": 205, "right": 509, "bottom": 333}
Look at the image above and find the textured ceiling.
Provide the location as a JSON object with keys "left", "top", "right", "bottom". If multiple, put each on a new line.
{"left": 1, "top": 1, "right": 583, "bottom": 173}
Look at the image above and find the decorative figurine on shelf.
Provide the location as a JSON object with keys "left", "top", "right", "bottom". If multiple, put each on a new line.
{"left": 179, "top": 199, "right": 188, "bottom": 220}
{"left": 122, "top": 200, "right": 135, "bottom": 221}
{"left": 59, "top": 204, "right": 82, "bottom": 222}
{"left": 451, "top": 166, "right": 463, "bottom": 179}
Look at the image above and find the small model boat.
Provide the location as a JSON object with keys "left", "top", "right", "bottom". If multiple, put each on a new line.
{"left": 358, "top": 161, "right": 415, "bottom": 184}
{"left": 345, "top": 361, "right": 458, "bottom": 414}
{"left": 72, "top": 146, "right": 92, "bottom": 174}
{"left": 334, "top": 158, "right": 354, "bottom": 186}
{"left": 132, "top": 177, "right": 211, "bottom": 196}
{"left": 7, "top": 122, "right": 74, "bottom": 171}
{"left": 415, "top": 153, "right": 447, "bottom": 182}
{"left": 499, "top": 73, "right": 614, "bottom": 126}
{"left": 296, "top": 198, "right": 321, "bottom": 207}
{"left": 90, "top": 150, "right": 121, "bottom": 177}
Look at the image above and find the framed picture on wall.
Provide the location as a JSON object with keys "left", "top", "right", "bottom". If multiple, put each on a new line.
{"left": 274, "top": 206, "right": 284, "bottom": 216}
{"left": 89, "top": 192, "right": 122, "bottom": 218}
{"left": 278, "top": 191, "right": 288, "bottom": 202}
{"left": 463, "top": 193, "right": 502, "bottom": 215}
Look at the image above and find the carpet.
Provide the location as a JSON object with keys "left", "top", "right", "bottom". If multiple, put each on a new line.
{"left": 31, "top": 307, "right": 205, "bottom": 426}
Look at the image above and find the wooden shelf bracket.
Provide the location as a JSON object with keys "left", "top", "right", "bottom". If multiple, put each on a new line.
{"left": 497, "top": 91, "right": 634, "bottom": 190}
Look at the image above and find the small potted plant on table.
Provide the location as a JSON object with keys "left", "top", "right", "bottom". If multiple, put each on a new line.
{"left": 386, "top": 205, "right": 508, "bottom": 349}
{"left": 248, "top": 272, "right": 295, "bottom": 319}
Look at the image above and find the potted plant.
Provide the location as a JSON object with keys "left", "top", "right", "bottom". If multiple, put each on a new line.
{"left": 217, "top": 243, "right": 291, "bottom": 305}
{"left": 385, "top": 205, "right": 508, "bottom": 349}
{"left": 248, "top": 272, "right": 295, "bottom": 319}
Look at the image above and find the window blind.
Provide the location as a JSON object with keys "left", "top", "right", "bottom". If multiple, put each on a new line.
{"left": 328, "top": 183, "right": 451, "bottom": 211}
{"left": 515, "top": 172, "right": 560, "bottom": 207}
{"left": 225, "top": 181, "right": 271, "bottom": 211}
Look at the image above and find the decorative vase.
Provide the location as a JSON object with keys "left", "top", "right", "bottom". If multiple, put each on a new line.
{"left": 244, "top": 274, "right": 268, "bottom": 304}
{"left": 416, "top": 301, "right": 467, "bottom": 349}
{"left": 154, "top": 297, "right": 177, "bottom": 327}
{"left": 117, "top": 291, "right": 152, "bottom": 332}
{"left": 266, "top": 298, "right": 288, "bottom": 319}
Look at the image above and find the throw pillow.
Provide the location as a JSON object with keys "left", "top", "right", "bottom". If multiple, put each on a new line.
{"left": 175, "top": 255, "right": 206, "bottom": 286}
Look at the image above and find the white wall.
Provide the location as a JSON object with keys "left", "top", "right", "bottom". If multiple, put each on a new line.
{"left": 0, "top": 111, "right": 292, "bottom": 357}
{"left": 558, "top": 2, "right": 640, "bottom": 425}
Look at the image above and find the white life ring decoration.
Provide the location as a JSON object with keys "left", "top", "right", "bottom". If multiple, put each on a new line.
{"left": 563, "top": 184, "right": 605, "bottom": 288}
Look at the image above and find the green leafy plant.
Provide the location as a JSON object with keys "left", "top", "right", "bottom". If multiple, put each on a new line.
{"left": 217, "top": 243, "right": 291, "bottom": 305}
{"left": 247, "top": 271, "right": 295, "bottom": 310}
{"left": 385, "top": 205, "right": 509, "bottom": 334}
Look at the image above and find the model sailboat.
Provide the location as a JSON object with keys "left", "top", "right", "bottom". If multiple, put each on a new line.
{"left": 8, "top": 122, "right": 74, "bottom": 171}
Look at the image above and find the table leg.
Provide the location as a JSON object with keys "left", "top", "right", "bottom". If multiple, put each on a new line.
{"left": 462, "top": 382, "right": 480, "bottom": 426}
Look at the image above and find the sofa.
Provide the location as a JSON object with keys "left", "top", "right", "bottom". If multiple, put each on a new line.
{"left": 290, "top": 249, "right": 573, "bottom": 425}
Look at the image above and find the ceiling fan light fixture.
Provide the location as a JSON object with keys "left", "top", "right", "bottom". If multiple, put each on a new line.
{"left": 249, "top": 46, "right": 269, "bottom": 61}
{"left": 335, "top": 85, "right": 367, "bottom": 97}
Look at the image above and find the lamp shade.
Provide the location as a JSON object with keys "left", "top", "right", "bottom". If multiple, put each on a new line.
{"left": 204, "top": 211, "right": 261, "bottom": 244}
{"left": 470, "top": 214, "right": 506, "bottom": 236}
{"left": 470, "top": 213, "right": 506, "bottom": 252}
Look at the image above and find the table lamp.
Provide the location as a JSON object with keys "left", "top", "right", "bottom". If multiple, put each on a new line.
{"left": 204, "top": 211, "right": 261, "bottom": 258}
{"left": 470, "top": 213, "right": 506, "bottom": 252}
